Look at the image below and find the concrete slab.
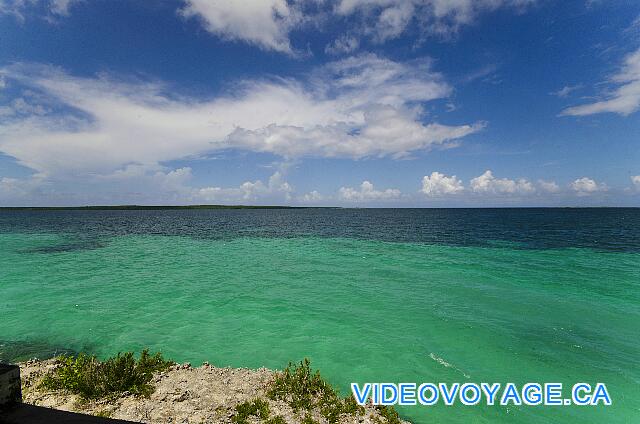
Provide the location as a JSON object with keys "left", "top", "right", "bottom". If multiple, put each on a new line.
{"left": 1, "top": 404, "right": 140, "bottom": 424}
{"left": 0, "top": 364, "right": 21, "bottom": 407}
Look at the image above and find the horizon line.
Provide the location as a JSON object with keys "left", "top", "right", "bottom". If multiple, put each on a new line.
{"left": 0, "top": 205, "right": 639, "bottom": 211}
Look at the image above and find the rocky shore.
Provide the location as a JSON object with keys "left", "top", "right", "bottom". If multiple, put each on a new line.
{"left": 11, "top": 359, "right": 409, "bottom": 424}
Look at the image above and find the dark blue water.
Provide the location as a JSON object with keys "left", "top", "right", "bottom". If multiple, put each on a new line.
{"left": 0, "top": 208, "right": 639, "bottom": 251}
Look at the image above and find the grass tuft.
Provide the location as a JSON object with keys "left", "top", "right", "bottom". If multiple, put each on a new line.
{"left": 94, "top": 409, "right": 112, "bottom": 418}
{"left": 374, "top": 405, "right": 402, "bottom": 424}
{"left": 232, "top": 398, "right": 271, "bottom": 424}
{"left": 40, "top": 349, "right": 173, "bottom": 400}
{"left": 301, "top": 413, "right": 319, "bottom": 424}
{"left": 266, "top": 416, "right": 287, "bottom": 424}
{"left": 267, "top": 358, "right": 365, "bottom": 423}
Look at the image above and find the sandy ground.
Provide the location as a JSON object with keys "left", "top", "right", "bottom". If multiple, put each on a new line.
{"left": 14, "top": 359, "right": 409, "bottom": 424}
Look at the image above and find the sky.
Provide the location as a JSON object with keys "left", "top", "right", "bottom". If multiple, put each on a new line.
{"left": 0, "top": 0, "right": 639, "bottom": 207}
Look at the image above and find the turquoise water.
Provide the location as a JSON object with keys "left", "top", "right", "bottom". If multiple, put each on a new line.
{"left": 1, "top": 219, "right": 639, "bottom": 423}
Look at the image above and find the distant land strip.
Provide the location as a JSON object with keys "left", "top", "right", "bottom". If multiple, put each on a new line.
{"left": 0, "top": 205, "right": 318, "bottom": 210}
{"left": 0, "top": 206, "right": 635, "bottom": 211}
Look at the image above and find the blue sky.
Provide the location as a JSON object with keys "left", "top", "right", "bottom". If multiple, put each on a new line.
{"left": 0, "top": 0, "right": 639, "bottom": 206}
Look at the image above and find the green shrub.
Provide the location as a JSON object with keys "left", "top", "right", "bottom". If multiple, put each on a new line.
{"left": 94, "top": 409, "right": 112, "bottom": 418}
{"left": 267, "top": 359, "right": 364, "bottom": 424}
{"left": 340, "top": 395, "right": 364, "bottom": 416}
{"left": 301, "top": 413, "right": 318, "bottom": 424}
{"left": 268, "top": 358, "right": 328, "bottom": 411}
{"left": 266, "top": 415, "right": 287, "bottom": 424}
{"left": 40, "top": 349, "right": 173, "bottom": 400}
{"left": 374, "top": 405, "right": 401, "bottom": 424}
{"left": 232, "top": 398, "right": 271, "bottom": 424}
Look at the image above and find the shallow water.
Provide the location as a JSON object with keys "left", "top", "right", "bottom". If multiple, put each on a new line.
{"left": 1, "top": 209, "right": 639, "bottom": 423}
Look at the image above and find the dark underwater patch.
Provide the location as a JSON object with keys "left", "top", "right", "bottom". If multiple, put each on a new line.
{"left": 19, "top": 239, "right": 107, "bottom": 254}
{"left": 0, "top": 340, "right": 85, "bottom": 363}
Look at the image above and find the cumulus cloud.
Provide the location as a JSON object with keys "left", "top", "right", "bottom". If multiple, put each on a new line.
{"left": 570, "top": 177, "right": 607, "bottom": 196}
{"left": 0, "top": 165, "right": 294, "bottom": 206}
{"left": 179, "top": 0, "right": 301, "bottom": 54}
{"left": 632, "top": 175, "right": 640, "bottom": 190}
{"left": 63, "top": 165, "right": 294, "bottom": 205}
{"left": 561, "top": 47, "right": 640, "bottom": 116}
{"left": 298, "top": 190, "right": 325, "bottom": 203}
{"left": 469, "top": 170, "right": 535, "bottom": 195}
{"left": 421, "top": 171, "right": 464, "bottom": 196}
{"left": 195, "top": 171, "right": 293, "bottom": 203}
{"left": 537, "top": 179, "right": 560, "bottom": 193}
{"left": 0, "top": 57, "right": 479, "bottom": 178}
{"left": 338, "top": 181, "right": 401, "bottom": 201}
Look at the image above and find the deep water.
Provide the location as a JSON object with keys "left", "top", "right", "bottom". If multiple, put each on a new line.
{"left": 1, "top": 208, "right": 639, "bottom": 423}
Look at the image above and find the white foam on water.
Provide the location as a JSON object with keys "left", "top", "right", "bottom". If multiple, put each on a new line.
{"left": 429, "top": 352, "right": 471, "bottom": 379}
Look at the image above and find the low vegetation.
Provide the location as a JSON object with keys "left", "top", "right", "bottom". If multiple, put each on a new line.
{"left": 374, "top": 405, "right": 402, "bottom": 424}
{"left": 40, "top": 349, "right": 173, "bottom": 400}
{"left": 36, "top": 351, "right": 403, "bottom": 423}
{"left": 232, "top": 398, "right": 271, "bottom": 424}
{"left": 232, "top": 398, "right": 289, "bottom": 424}
{"left": 267, "top": 358, "right": 373, "bottom": 424}
{"left": 267, "top": 416, "right": 287, "bottom": 424}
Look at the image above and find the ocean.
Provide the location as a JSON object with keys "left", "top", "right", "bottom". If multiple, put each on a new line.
{"left": 1, "top": 208, "right": 638, "bottom": 423}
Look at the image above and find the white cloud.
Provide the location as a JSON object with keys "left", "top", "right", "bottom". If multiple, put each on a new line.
{"left": 0, "top": 97, "right": 48, "bottom": 117}
{"left": 0, "top": 175, "right": 44, "bottom": 199}
{"left": 0, "top": 0, "right": 80, "bottom": 19}
{"left": 0, "top": 0, "right": 33, "bottom": 19}
{"left": 470, "top": 170, "right": 535, "bottom": 195}
{"left": 570, "top": 177, "right": 607, "bottom": 196}
{"left": 178, "top": 0, "right": 538, "bottom": 53}
{"left": 0, "top": 58, "right": 480, "bottom": 178}
{"left": 1, "top": 1, "right": 539, "bottom": 53}
{"left": 179, "top": 0, "right": 301, "bottom": 54}
{"left": 421, "top": 171, "right": 464, "bottom": 196}
{"left": 325, "top": 35, "right": 360, "bottom": 55}
{"left": 537, "top": 179, "right": 560, "bottom": 193}
{"left": 372, "top": 1, "right": 414, "bottom": 42}
{"left": 462, "top": 63, "right": 499, "bottom": 84}
{"left": 561, "top": 47, "right": 640, "bottom": 116}
{"left": 93, "top": 165, "right": 294, "bottom": 204}
{"left": 338, "top": 180, "right": 401, "bottom": 201}
{"left": 320, "top": 54, "right": 451, "bottom": 105}
{"left": 49, "top": 0, "right": 79, "bottom": 16}
{"left": 632, "top": 175, "right": 640, "bottom": 190}
{"left": 334, "top": 0, "right": 537, "bottom": 43}
{"left": 195, "top": 171, "right": 293, "bottom": 203}
{"left": 551, "top": 84, "right": 582, "bottom": 98}
{"left": 227, "top": 105, "right": 480, "bottom": 159}
{"left": 298, "top": 190, "right": 325, "bottom": 203}
{"left": 94, "top": 164, "right": 198, "bottom": 202}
